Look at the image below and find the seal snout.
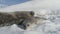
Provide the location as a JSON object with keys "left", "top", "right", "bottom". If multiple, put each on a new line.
{"left": 18, "top": 23, "right": 26, "bottom": 30}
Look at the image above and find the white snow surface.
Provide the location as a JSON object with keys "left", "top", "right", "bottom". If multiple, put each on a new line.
{"left": 0, "top": 0, "right": 60, "bottom": 34}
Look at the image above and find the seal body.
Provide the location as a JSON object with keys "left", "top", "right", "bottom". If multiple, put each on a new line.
{"left": 0, "top": 11, "right": 34, "bottom": 27}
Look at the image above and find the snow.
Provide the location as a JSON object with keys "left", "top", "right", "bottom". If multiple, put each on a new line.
{"left": 0, "top": 0, "right": 60, "bottom": 12}
{"left": 0, "top": 0, "right": 60, "bottom": 34}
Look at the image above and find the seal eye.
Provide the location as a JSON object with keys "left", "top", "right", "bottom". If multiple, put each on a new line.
{"left": 30, "top": 11, "right": 34, "bottom": 16}
{"left": 27, "top": 24, "right": 29, "bottom": 26}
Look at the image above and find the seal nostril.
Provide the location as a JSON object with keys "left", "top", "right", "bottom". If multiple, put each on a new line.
{"left": 23, "top": 24, "right": 26, "bottom": 30}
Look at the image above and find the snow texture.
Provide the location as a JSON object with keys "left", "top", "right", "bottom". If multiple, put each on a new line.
{"left": 0, "top": 0, "right": 60, "bottom": 34}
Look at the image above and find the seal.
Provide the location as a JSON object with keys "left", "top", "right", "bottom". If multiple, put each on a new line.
{"left": 0, "top": 11, "right": 34, "bottom": 27}
{"left": 0, "top": 11, "right": 45, "bottom": 30}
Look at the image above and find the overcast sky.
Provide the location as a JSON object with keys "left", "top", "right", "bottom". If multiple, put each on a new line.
{"left": 0, "top": 0, "right": 30, "bottom": 8}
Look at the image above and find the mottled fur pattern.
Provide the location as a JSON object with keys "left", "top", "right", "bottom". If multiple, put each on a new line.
{"left": 0, "top": 11, "right": 34, "bottom": 27}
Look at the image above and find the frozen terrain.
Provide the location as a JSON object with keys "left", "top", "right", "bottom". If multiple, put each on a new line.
{"left": 0, "top": 0, "right": 60, "bottom": 34}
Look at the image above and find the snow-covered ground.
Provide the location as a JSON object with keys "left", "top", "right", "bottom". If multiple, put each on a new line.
{"left": 0, "top": 0, "right": 60, "bottom": 34}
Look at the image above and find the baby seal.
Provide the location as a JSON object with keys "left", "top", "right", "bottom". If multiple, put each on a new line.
{"left": 0, "top": 11, "right": 34, "bottom": 27}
